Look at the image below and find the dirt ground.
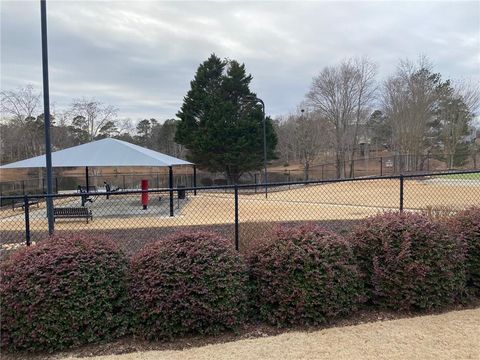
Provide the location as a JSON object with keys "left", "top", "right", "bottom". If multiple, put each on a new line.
{"left": 65, "top": 308, "right": 480, "bottom": 360}
{"left": 2, "top": 179, "right": 479, "bottom": 228}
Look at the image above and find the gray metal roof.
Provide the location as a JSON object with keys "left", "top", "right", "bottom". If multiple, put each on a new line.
{"left": 0, "top": 138, "right": 192, "bottom": 168}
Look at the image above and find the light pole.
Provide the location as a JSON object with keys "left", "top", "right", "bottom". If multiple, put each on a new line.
{"left": 301, "top": 109, "right": 307, "bottom": 182}
{"left": 40, "top": 0, "right": 54, "bottom": 234}
{"left": 242, "top": 96, "right": 267, "bottom": 198}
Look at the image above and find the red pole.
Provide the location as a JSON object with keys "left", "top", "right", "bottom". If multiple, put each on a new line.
{"left": 141, "top": 179, "right": 148, "bottom": 210}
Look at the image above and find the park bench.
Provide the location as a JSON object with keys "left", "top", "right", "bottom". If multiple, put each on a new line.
{"left": 12, "top": 199, "right": 40, "bottom": 211}
{"left": 53, "top": 207, "right": 93, "bottom": 223}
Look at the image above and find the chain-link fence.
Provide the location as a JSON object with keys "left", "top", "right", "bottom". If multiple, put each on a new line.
{"left": 2, "top": 153, "right": 478, "bottom": 196}
{"left": 1, "top": 170, "right": 479, "bottom": 258}
{"left": 0, "top": 170, "right": 194, "bottom": 196}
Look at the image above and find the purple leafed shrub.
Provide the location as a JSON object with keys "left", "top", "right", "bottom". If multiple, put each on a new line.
{"left": 351, "top": 212, "right": 466, "bottom": 310}
{"left": 129, "top": 231, "right": 248, "bottom": 340}
{"left": 0, "top": 235, "right": 130, "bottom": 352}
{"left": 247, "top": 224, "right": 364, "bottom": 327}
{"left": 448, "top": 207, "right": 480, "bottom": 293}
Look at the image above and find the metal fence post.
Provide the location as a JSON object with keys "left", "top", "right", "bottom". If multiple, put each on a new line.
{"left": 234, "top": 185, "right": 239, "bottom": 251}
{"left": 24, "top": 195, "right": 31, "bottom": 246}
{"left": 193, "top": 165, "right": 197, "bottom": 196}
{"left": 380, "top": 157, "right": 383, "bottom": 177}
{"left": 264, "top": 170, "right": 268, "bottom": 199}
{"left": 399, "top": 174, "right": 404, "bottom": 212}
{"left": 169, "top": 166, "right": 174, "bottom": 217}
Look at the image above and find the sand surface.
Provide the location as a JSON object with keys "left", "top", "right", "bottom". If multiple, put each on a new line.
{"left": 2, "top": 179, "right": 479, "bottom": 230}
{"left": 70, "top": 308, "right": 480, "bottom": 360}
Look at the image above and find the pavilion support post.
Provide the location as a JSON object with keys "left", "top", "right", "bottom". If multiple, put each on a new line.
{"left": 81, "top": 166, "right": 90, "bottom": 207}
{"left": 193, "top": 165, "right": 197, "bottom": 196}
{"left": 169, "top": 166, "right": 174, "bottom": 217}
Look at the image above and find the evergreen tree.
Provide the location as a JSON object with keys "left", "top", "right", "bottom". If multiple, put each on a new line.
{"left": 175, "top": 54, "right": 277, "bottom": 183}
{"left": 368, "top": 110, "right": 392, "bottom": 149}
{"left": 135, "top": 119, "right": 153, "bottom": 146}
{"left": 429, "top": 80, "right": 473, "bottom": 168}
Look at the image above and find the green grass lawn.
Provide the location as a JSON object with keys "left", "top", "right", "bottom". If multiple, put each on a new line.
{"left": 439, "top": 172, "right": 480, "bottom": 180}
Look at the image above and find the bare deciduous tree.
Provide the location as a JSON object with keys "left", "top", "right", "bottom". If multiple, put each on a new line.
{"left": 453, "top": 79, "right": 480, "bottom": 116}
{"left": 1, "top": 84, "right": 41, "bottom": 122}
{"left": 275, "top": 107, "right": 333, "bottom": 180}
{"left": 382, "top": 57, "right": 440, "bottom": 170}
{"left": 348, "top": 58, "right": 377, "bottom": 176}
{"left": 69, "top": 98, "right": 118, "bottom": 141}
{"left": 0, "top": 85, "right": 45, "bottom": 163}
{"left": 275, "top": 115, "right": 299, "bottom": 164}
{"left": 307, "top": 58, "right": 377, "bottom": 178}
{"left": 296, "top": 108, "right": 331, "bottom": 181}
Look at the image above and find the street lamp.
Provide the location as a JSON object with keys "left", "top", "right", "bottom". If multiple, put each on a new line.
{"left": 242, "top": 96, "right": 268, "bottom": 198}
{"left": 301, "top": 109, "right": 308, "bottom": 183}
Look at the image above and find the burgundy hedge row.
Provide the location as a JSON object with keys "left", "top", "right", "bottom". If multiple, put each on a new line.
{"left": 129, "top": 231, "right": 248, "bottom": 339}
{"left": 247, "top": 224, "right": 364, "bottom": 326}
{"left": 0, "top": 235, "right": 130, "bottom": 352}
{"left": 350, "top": 212, "right": 466, "bottom": 310}
{"left": 448, "top": 207, "right": 480, "bottom": 293}
{"left": 2, "top": 209, "right": 479, "bottom": 353}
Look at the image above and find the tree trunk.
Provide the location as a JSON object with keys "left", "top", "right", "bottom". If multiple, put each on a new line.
{"left": 336, "top": 152, "right": 341, "bottom": 179}
{"left": 336, "top": 149, "right": 346, "bottom": 179}
{"left": 304, "top": 161, "right": 309, "bottom": 182}
{"left": 225, "top": 167, "right": 241, "bottom": 185}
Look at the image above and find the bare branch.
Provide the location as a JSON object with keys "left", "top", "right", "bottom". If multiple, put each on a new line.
{"left": 0, "top": 84, "right": 41, "bottom": 122}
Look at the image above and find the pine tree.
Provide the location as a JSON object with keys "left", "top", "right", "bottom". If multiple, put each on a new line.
{"left": 429, "top": 80, "right": 473, "bottom": 168}
{"left": 175, "top": 54, "right": 277, "bottom": 183}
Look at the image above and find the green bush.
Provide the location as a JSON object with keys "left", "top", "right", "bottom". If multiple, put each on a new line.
{"left": 129, "top": 231, "right": 248, "bottom": 339}
{"left": 247, "top": 224, "right": 364, "bottom": 326}
{"left": 351, "top": 212, "right": 466, "bottom": 310}
{"left": 0, "top": 235, "right": 130, "bottom": 352}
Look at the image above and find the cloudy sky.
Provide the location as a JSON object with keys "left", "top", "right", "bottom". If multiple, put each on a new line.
{"left": 1, "top": 0, "right": 479, "bottom": 123}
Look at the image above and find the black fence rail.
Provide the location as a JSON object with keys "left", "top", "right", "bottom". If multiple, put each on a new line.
{"left": 1, "top": 170, "right": 479, "bottom": 258}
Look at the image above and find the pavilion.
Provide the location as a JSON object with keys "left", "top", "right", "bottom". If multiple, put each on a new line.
{"left": 0, "top": 138, "right": 197, "bottom": 217}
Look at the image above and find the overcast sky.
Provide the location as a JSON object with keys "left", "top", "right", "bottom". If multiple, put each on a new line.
{"left": 1, "top": 0, "right": 479, "bottom": 123}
